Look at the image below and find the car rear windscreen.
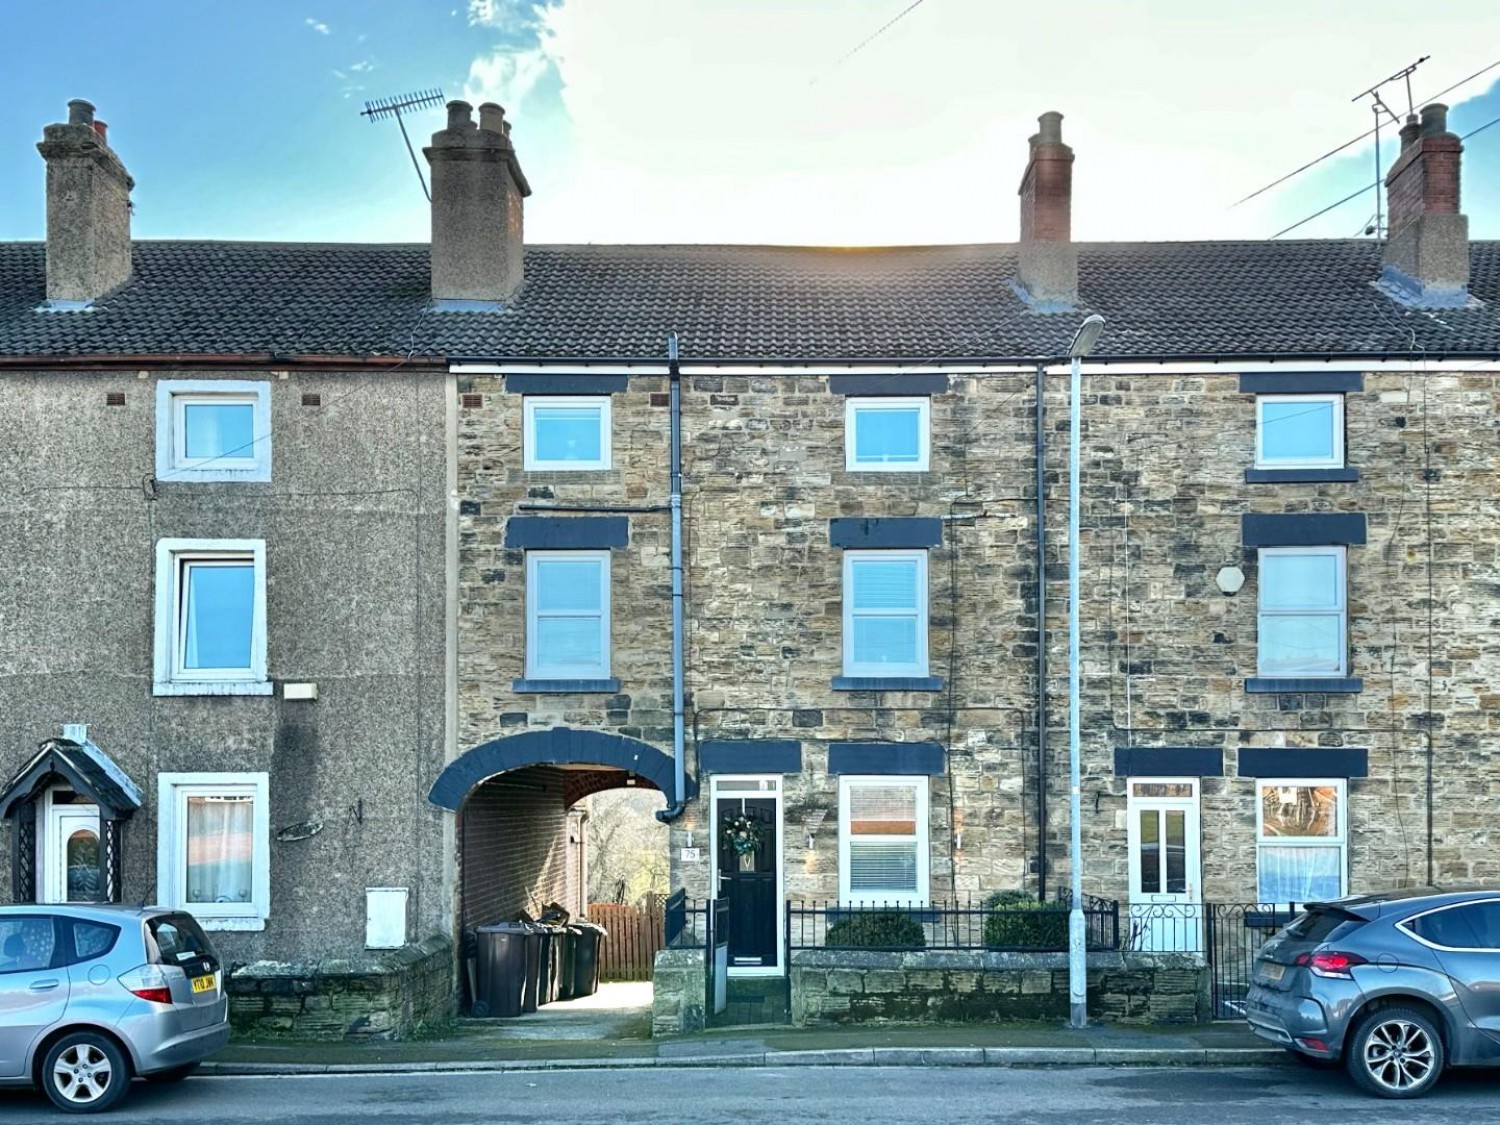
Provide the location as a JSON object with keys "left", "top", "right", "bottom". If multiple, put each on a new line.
{"left": 1283, "top": 906, "right": 1366, "bottom": 944}
{"left": 148, "top": 913, "right": 220, "bottom": 969}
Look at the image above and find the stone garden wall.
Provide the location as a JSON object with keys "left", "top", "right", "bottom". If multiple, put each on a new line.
{"left": 790, "top": 950, "right": 1209, "bottom": 1026}
{"left": 651, "top": 947, "right": 709, "bottom": 1035}
{"left": 227, "top": 934, "right": 455, "bottom": 1041}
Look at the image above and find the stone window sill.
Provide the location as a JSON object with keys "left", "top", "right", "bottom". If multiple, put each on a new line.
{"left": 1245, "top": 468, "right": 1360, "bottom": 483}
{"left": 1245, "top": 677, "right": 1363, "bottom": 694}
{"left": 152, "top": 681, "right": 274, "bottom": 697}
{"left": 511, "top": 678, "right": 621, "bottom": 694}
{"left": 831, "top": 676, "right": 945, "bottom": 692}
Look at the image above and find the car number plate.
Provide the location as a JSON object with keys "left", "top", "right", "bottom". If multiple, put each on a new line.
{"left": 190, "top": 974, "right": 215, "bottom": 994}
{"left": 1260, "top": 961, "right": 1284, "bottom": 982}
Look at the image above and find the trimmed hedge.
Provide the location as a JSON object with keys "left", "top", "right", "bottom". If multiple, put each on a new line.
{"left": 824, "top": 912, "right": 926, "bottom": 950}
{"left": 983, "top": 890, "right": 1068, "bottom": 951}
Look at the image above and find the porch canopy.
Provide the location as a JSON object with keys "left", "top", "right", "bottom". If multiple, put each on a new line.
{"left": 0, "top": 737, "right": 143, "bottom": 903}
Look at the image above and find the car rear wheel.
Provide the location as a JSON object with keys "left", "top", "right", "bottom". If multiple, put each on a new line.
{"left": 1345, "top": 1006, "right": 1444, "bottom": 1099}
{"left": 41, "top": 1032, "right": 131, "bottom": 1114}
{"left": 144, "top": 1062, "right": 201, "bottom": 1084}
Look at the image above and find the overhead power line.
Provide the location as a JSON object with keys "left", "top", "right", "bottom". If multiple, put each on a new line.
{"left": 1233, "top": 57, "right": 1500, "bottom": 208}
{"left": 1270, "top": 112, "right": 1500, "bottom": 239}
{"left": 810, "top": 0, "right": 932, "bottom": 86}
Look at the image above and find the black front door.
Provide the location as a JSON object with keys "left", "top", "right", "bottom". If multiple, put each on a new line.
{"left": 716, "top": 797, "right": 776, "bottom": 967}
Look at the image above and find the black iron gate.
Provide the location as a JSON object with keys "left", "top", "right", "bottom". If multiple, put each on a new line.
{"left": 1206, "top": 902, "right": 1298, "bottom": 1019}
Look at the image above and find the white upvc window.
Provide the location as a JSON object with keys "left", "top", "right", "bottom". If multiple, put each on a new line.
{"left": 843, "top": 550, "right": 928, "bottom": 677}
{"left": 1255, "top": 778, "right": 1347, "bottom": 904}
{"left": 839, "top": 776, "right": 929, "bottom": 906}
{"left": 153, "top": 539, "right": 270, "bottom": 696}
{"left": 526, "top": 551, "right": 611, "bottom": 680}
{"left": 1255, "top": 394, "right": 1344, "bottom": 469}
{"left": 523, "top": 396, "right": 612, "bottom": 471}
{"left": 845, "top": 397, "right": 930, "bottom": 471}
{"left": 155, "top": 380, "right": 271, "bottom": 482}
{"left": 1257, "top": 546, "right": 1347, "bottom": 678}
{"left": 156, "top": 772, "right": 270, "bottom": 930}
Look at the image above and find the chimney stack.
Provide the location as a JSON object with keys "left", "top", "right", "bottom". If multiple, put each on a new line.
{"left": 36, "top": 99, "right": 134, "bottom": 307}
{"left": 1016, "top": 111, "right": 1077, "bottom": 309}
{"left": 1380, "top": 102, "right": 1469, "bottom": 306}
{"left": 424, "top": 100, "right": 531, "bottom": 307}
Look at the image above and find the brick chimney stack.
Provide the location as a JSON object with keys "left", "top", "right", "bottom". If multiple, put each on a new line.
{"left": 36, "top": 99, "right": 134, "bottom": 307}
{"left": 1016, "top": 111, "right": 1078, "bottom": 309}
{"left": 1380, "top": 102, "right": 1469, "bottom": 306}
{"left": 424, "top": 100, "right": 531, "bottom": 307}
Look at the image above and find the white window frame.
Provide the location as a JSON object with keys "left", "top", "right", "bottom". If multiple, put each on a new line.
{"left": 155, "top": 379, "right": 271, "bottom": 482}
{"left": 523, "top": 396, "right": 612, "bottom": 471}
{"left": 842, "top": 549, "right": 929, "bottom": 678}
{"left": 838, "top": 775, "right": 930, "bottom": 907}
{"left": 153, "top": 538, "right": 270, "bottom": 696}
{"left": 525, "top": 550, "right": 612, "bottom": 680}
{"left": 845, "top": 397, "right": 931, "bottom": 472}
{"left": 1257, "top": 546, "right": 1348, "bottom": 678}
{"left": 156, "top": 772, "right": 270, "bottom": 931}
{"left": 1254, "top": 778, "right": 1347, "bottom": 904}
{"left": 1254, "top": 394, "right": 1344, "bottom": 470}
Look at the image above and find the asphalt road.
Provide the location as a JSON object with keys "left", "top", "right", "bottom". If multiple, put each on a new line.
{"left": 6, "top": 1065, "right": 1500, "bottom": 1123}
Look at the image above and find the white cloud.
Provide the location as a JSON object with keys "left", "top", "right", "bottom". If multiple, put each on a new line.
{"left": 304, "top": 17, "right": 330, "bottom": 35}
{"left": 349, "top": 60, "right": 374, "bottom": 73}
{"left": 509, "top": 0, "right": 1500, "bottom": 245}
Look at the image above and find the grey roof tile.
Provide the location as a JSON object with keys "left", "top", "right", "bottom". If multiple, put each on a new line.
{"left": 1, "top": 239, "right": 1497, "bottom": 361}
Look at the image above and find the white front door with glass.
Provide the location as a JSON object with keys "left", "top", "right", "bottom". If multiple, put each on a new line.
{"left": 42, "top": 795, "right": 101, "bottom": 904}
{"left": 1125, "top": 779, "right": 1202, "bottom": 952}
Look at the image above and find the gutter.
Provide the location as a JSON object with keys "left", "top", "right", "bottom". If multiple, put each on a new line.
{"left": 0, "top": 353, "right": 445, "bottom": 370}
{"left": 656, "top": 331, "right": 688, "bottom": 824}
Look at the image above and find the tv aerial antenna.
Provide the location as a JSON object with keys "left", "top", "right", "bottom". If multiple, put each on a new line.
{"left": 361, "top": 88, "right": 446, "bottom": 201}
{"left": 1351, "top": 57, "right": 1429, "bottom": 238}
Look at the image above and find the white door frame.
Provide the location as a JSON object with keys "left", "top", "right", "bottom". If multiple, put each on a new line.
{"left": 1125, "top": 777, "right": 1202, "bottom": 953}
{"left": 41, "top": 792, "right": 101, "bottom": 904}
{"left": 708, "top": 774, "right": 784, "bottom": 977}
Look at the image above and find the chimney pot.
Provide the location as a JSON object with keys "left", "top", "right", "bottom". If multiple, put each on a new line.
{"left": 91, "top": 120, "right": 108, "bottom": 143}
{"left": 1420, "top": 102, "right": 1448, "bottom": 137}
{"left": 478, "top": 102, "right": 506, "bottom": 135}
{"left": 1036, "top": 111, "right": 1063, "bottom": 145}
{"left": 1400, "top": 114, "right": 1420, "bottom": 150}
{"left": 446, "top": 100, "right": 474, "bottom": 130}
{"left": 67, "top": 99, "right": 95, "bottom": 126}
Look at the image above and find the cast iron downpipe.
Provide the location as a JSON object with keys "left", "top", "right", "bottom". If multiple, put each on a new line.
{"left": 1034, "top": 361, "right": 1048, "bottom": 900}
{"left": 656, "top": 331, "right": 688, "bottom": 823}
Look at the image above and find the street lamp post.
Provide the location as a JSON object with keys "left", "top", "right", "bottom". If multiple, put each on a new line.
{"left": 1066, "top": 313, "right": 1105, "bottom": 1030}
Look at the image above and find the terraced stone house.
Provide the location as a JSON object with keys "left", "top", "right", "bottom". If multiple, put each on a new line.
{"left": 2, "top": 95, "right": 1498, "bottom": 1034}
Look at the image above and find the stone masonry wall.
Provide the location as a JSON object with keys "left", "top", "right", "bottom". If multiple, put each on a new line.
{"left": 651, "top": 947, "right": 708, "bottom": 1035}
{"left": 791, "top": 950, "right": 1208, "bottom": 1026}
{"left": 227, "top": 934, "right": 455, "bottom": 1041}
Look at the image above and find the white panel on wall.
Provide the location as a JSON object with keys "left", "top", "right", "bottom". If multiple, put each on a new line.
{"left": 365, "top": 887, "right": 409, "bottom": 950}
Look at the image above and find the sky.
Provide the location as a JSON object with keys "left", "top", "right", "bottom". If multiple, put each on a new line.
{"left": 0, "top": 0, "right": 1497, "bottom": 247}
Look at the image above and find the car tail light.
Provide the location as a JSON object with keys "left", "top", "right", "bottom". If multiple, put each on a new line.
{"left": 118, "top": 964, "right": 174, "bottom": 1005}
{"left": 1295, "top": 950, "right": 1368, "bottom": 978}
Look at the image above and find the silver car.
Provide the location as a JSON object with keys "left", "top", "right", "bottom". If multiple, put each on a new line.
{"left": 1246, "top": 888, "right": 1500, "bottom": 1099}
{"left": 0, "top": 904, "right": 229, "bottom": 1113}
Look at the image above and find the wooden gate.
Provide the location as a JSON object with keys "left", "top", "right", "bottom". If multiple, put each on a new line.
{"left": 588, "top": 899, "right": 665, "bottom": 981}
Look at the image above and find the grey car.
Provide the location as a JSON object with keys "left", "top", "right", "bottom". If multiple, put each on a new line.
{"left": 0, "top": 904, "right": 229, "bottom": 1113}
{"left": 1246, "top": 888, "right": 1500, "bottom": 1099}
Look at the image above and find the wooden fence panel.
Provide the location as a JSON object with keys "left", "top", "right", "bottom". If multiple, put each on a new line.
{"left": 588, "top": 902, "right": 665, "bottom": 982}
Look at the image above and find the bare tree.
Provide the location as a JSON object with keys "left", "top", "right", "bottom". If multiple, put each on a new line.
{"left": 586, "top": 789, "right": 670, "bottom": 907}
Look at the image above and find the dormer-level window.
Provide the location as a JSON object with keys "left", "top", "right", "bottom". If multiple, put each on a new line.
{"left": 156, "top": 380, "right": 271, "bottom": 482}
{"left": 524, "top": 396, "right": 612, "bottom": 471}
{"left": 845, "top": 398, "right": 929, "bottom": 471}
{"left": 1255, "top": 395, "right": 1344, "bottom": 470}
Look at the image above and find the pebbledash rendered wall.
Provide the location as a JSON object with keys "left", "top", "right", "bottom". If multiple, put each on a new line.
{"left": 0, "top": 367, "right": 454, "bottom": 1039}
{"left": 459, "top": 365, "right": 1500, "bottom": 930}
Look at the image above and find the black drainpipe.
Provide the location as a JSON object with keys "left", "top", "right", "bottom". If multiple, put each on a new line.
{"left": 1034, "top": 361, "right": 1048, "bottom": 900}
{"left": 656, "top": 332, "right": 688, "bottom": 823}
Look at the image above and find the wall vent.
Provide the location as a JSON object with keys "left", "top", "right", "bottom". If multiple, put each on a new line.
{"left": 461, "top": 393, "right": 484, "bottom": 409}
{"left": 301, "top": 392, "right": 321, "bottom": 407}
{"left": 105, "top": 391, "right": 125, "bottom": 406}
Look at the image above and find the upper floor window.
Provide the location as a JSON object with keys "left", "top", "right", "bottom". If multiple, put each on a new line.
{"left": 843, "top": 550, "right": 928, "bottom": 677}
{"left": 1255, "top": 394, "right": 1343, "bottom": 470}
{"left": 153, "top": 539, "right": 269, "bottom": 696}
{"left": 526, "top": 551, "right": 611, "bottom": 680}
{"left": 524, "top": 396, "right": 612, "bottom": 471}
{"left": 1256, "top": 779, "right": 1345, "bottom": 903}
{"left": 845, "top": 397, "right": 930, "bottom": 471}
{"left": 1257, "top": 546, "right": 1346, "bottom": 678}
{"left": 155, "top": 380, "right": 271, "bottom": 482}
